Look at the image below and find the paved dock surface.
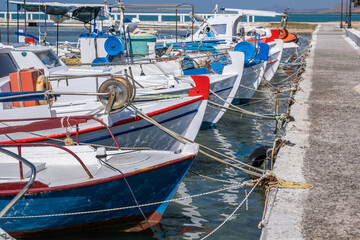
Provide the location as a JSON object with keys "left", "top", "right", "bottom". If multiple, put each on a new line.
{"left": 261, "top": 24, "right": 360, "bottom": 239}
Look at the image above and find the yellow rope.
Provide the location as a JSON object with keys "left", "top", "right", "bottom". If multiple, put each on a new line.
{"left": 266, "top": 138, "right": 313, "bottom": 191}
{"left": 265, "top": 175, "right": 314, "bottom": 197}
{"left": 270, "top": 138, "right": 280, "bottom": 170}
{"left": 62, "top": 57, "right": 81, "bottom": 67}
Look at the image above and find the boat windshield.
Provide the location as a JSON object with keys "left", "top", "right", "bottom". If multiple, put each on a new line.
{"left": 0, "top": 54, "right": 17, "bottom": 78}
{"left": 211, "top": 24, "right": 227, "bottom": 35}
{"left": 35, "top": 50, "right": 62, "bottom": 69}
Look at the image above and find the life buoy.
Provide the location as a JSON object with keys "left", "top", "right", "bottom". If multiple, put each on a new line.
{"left": 277, "top": 28, "right": 289, "bottom": 40}
{"left": 35, "top": 75, "right": 52, "bottom": 105}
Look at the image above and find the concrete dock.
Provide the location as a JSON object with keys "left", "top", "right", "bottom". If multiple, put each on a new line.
{"left": 261, "top": 24, "right": 360, "bottom": 239}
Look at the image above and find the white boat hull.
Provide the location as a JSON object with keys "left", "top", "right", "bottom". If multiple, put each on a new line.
{"left": 264, "top": 39, "right": 284, "bottom": 81}
{"left": 233, "top": 61, "right": 265, "bottom": 104}
{"left": 0, "top": 96, "right": 207, "bottom": 151}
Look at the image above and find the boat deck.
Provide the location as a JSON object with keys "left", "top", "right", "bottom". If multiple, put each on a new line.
{"left": 261, "top": 23, "right": 360, "bottom": 239}
{"left": 0, "top": 145, "right": 197, "bottom": 188}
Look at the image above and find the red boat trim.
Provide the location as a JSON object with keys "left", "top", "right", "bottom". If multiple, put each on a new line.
{"left": 0, "top": 154, "right": 196, "bottom": 196}
{"left": 267, "top": 59, "right": 278, "bottom": 64}
{"left": 0, "top": 181, "right": 49, "bottom": 191}
{"left": 0, "top": 96, "right": 203, "bottom": 144}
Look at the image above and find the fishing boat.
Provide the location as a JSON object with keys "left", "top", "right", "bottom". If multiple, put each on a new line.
{"left": 232, "top": 40, "right": 268, "bottom": 104}
{"left": 0, "top": 116, "right": 199, "bottom": 238}
{"left": 264, "top": 39, "right": 284, "bottom": 81}
{"left": 0, "top": 46, "right": 210, "bottom": 150}
{"left": 170, "top": 9, "right": 285, "bottom": 81}
{"left": 1, "top": 35, "right": 245, "bottom": 128}
{"left": 90, "top": 50, "right": 245, "bottom": 127}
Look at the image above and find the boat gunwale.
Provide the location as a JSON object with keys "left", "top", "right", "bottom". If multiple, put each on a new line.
{"left": 0, "top": 95, "right": 204, "bottom": 144}
{"left": 0, "top": 153, "right": 196, "bottom": 196}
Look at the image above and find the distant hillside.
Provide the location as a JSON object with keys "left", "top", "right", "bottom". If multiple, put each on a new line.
{"left": 260, "top": 5, "right": 327, "bottom": 13}
{"left": 288, "top": 8, "right": 327, "bottom": 13}
{"left": 260, "top": 3, "right": 360, "bottom": 14}
{"left": 320, "top": 3, "right": 360, "bottom": 13}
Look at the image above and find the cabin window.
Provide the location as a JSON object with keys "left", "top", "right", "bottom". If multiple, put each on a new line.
{"left": 211, "top": 24, "right": 226, "bottom": 35}
{"left": 0, "top": 54, "right": 17, "bottom": 78}
{"left": 35, "top": 50, "right": 62, "bottom": 69}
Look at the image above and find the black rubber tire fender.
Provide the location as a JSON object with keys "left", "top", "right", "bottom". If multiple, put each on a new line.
{"left": 247, "top": 146, "right": 272, "bottom": 168}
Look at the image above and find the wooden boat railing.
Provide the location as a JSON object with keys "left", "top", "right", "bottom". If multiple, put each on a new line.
{"left": 0, "top": 147, "right": 36, "bottom": 218}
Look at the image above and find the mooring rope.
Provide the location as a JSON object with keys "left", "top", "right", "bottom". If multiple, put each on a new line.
{"left": 99, "top": 158, "right": 155, "bottom": 234}
{"left": 189, "top": 170, "right": 245, "bottom": 185}
{"left": 236, "top": 82, "right": 270, "bottom": 93}
{"left": 200, "top": 176, "right": 264, "bottom": 240}
{"left": 128, "top": 104, "right": 266, "bottom": 176}
{"left": 208, "top": 100, "right": 275, "bottom": 120}
{"left": 0, "top": 179, "right": 260, "bottom": 219}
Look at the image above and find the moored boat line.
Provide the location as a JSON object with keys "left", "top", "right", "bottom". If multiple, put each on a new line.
{"left": 0, "top": 1, "right": 314, "bottom": 239}
{"left": 261, "top": 24, "right": 360, "bottom": 240}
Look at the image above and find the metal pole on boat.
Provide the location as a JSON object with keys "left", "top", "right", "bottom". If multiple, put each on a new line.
{"left": 38, "top": 4, "right": 41, "bottom": 46}
{"left": 191, "top": 4, "right": 194, "bottom": 42}
{"left": 0, "top": 147, "right": 36, "bottom": 218}
{"left": 17, "top": 6, "right": 20, "bottom": 43}
{"left": 7, "top": 0, "right": 9, "bottom": 44}
{"left": 175, "top": 7, "right": 178, "bottom": 43}
{"left": 24, "top": 0, "right": 27, "bottom": 42}
{"left": 348, "top": 1, "right": 352, "bottom": 28}
{"left": 57, "top": 22, "right": 59, "bottom": 55}
{"left": 44, "top": 6, "right": 47, "bottom": 41}
{"left": 345, "top": 0, "right": 349, "bottom": 24}
{"left": 340, "top": 0, "right": 344, "bottom": 28}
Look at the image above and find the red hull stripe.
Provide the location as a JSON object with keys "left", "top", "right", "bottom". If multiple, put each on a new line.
{"left": 267, "top": 59, "right": 278, "bottom": 64}
{"left": 0, "top": 96, "right": 203, "bottom": 144}
{"left": 0, "top": 154, "right": 196, "bottom": 196}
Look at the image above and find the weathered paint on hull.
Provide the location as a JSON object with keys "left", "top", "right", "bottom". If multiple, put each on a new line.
{"left": 0, "top": 156, "right": 195, "bottom": 238}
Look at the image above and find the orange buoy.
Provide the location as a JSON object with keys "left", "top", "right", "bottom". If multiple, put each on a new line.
{"left": 277, "top": 28, "right": 289, "bottom": 40}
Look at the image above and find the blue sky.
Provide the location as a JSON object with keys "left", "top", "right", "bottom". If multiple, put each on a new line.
{"left": 2, "top": 0, "right": 341, "bottom": 12}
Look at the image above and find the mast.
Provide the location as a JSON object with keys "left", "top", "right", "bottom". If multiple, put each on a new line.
{"left": 24, "top": 0, "right": 27, "bottom": 42}
{"left": 340, "top": 0, "right": 343, "bottom": 28}
{"left": 348, "top": 0, "right": 352, "bottom": 28}
{"left": 7, "top": 0, "right": 10, "bottom": 44}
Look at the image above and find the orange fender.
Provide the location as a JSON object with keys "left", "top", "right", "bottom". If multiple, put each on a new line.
{"left": 282, "top": 33, "right": 299, "bottom": 43}
{"left": 277, "top": 28, "right": 289, "bottom": 40}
